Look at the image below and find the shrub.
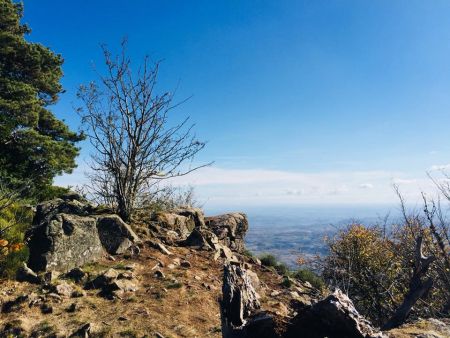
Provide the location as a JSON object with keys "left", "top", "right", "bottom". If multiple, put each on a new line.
{"left": 292, "top": 268, "right": 325, "bottom": 290}
{"left": 281, "top": 276, "right": 293, "bottom": 288}
{"left": 322, "top": 221, "right": 450, "bottom": 326}
{"left": 0, "top": 202, "right": 33, "bottom": 278}
{"left": 260, "top": 254, "right": 278, "bottom": 267}
{"left": 242, "top": 248, "right": 254, "bottom": 258}
{"left": 260, "top": 254, "right": 290, "bottom": 276}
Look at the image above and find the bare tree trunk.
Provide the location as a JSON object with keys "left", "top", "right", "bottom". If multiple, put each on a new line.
{"left": 382, "top": 236, "right": 435, "bottom": 330}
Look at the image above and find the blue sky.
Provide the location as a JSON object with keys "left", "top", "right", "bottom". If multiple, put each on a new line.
{"left": 22, "top": 0, "right": 450, "bottom": 208}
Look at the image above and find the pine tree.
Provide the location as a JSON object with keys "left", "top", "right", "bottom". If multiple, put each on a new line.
{"left": 0, "top": 0, "right": 83, "bottom": 199}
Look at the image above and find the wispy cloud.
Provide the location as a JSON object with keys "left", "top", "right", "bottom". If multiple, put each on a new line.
{"left": 55, "top": 165, "right": 435, "bottom": 208}
{"left": 429, "top": 164, "right": 450, "bottom": 171}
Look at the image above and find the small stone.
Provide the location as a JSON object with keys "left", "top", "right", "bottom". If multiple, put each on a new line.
{"left": 46, "top": 293, "right": 63, "bottom": 302}
{"left": 70, "top": 323, "right": 91, "bottom": 338}
{"left": 65, "top": 268, "right": 86, "bottom": 283}
{"left": 109, "top": 279, "right": 138, "bottom": 292}
{"left": 270, "top": 290, "right": 280, "bottom": 297}
{"left": 167, "top": 264, "right": 176, "bottom": 269}
{"left": 67, "top": 303, "right": 77, "bottom": 313}
{"left": 87, "top": 268, "right": 118, "bottom": 289}
{"left": 16, "top": 263, "right": 40, "bottom": 284}
{"left": 71, "top": 290, "right": 86, "bottom": 298}
{"left": 118, "top": 271, "right": 134, "bottom": 280}
{"left": 180, "top": 260, "right": 192, "bottom": 268}
{"left": 194, "top": 275, "right": 201, "bottom": 281}
{"left": 153, "top": 270, "right": 165, "bottom": 279}
{"left": 55, "top": 282, "right": 74, "bottom": 297}
{"left": 124, "top": 263, "right": 136, "bottom": 271}
{"left": 147, "top": 240, "right": 172, "bottom": 255}
{"left": 42, "top": 271, "right": 58, "bottom": 284}
{"left": 40, "top": 303, "right": 53, "bottom": 314}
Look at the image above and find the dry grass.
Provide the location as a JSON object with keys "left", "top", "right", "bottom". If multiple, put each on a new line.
{"left": 0, "top": 241, "right": 323, "bottom": 337}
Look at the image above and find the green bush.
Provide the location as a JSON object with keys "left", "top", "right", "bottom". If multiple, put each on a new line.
{"left": 242, "top": 248, "right": 254, "bottom": 258}
{"left": 260, "top": 254, "right": 290, "bottom": 276}
{"left": 0, "top": 246, "right": 29, "bottom": 279}
{"left": 281, "top": 275, "right": 293, "bottom": 288}
{"left": 259, "top": 254, "right": 278, "bottom": 267}
{"left": 35, "top": 185, "right": 70, "bottom": 202}
{"left": 293, "top": 268, "right": 325, "bottom": 290}
{"left": 0, "top": 202, "right": 33, "bottom": 279}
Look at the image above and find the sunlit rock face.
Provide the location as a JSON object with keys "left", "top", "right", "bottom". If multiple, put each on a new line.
{"left": 206, "top": 213, "right": 249, "bottom": 253}
{"left": 27, "top": 192, "right": 139, "bottom": 273}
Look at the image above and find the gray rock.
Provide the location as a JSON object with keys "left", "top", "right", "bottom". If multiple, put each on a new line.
{"left": 183, "top": 226, "right": 219, "bottom": 250}
{"left": 54, "top": 281, "right": 74, "bottom": 298}
{"left": 146, "top": 240, "right": 172, "bottom": 255}
{"left": 65, "top": 267, "right": 86, "bottom": 283}
{"left": 154, "top": 270, "right": 165, "bottom": 279}
{"left": 16, "top": 263, "right": 41, "bottom": 284}
{"left": 27, "top": 212, "right": 103, "bottom": 272}
{"left": 286, "top": 289, "right": 384, "bottom": 338}
{"left": 107, "top": 279, "right": 138, "bottom": 292}
{"left": 96, "top": 214, "right": 140, "bottom": 254}
{"left": 86, "top": 268, "right": 119, "bottom": 289}
{"left": 70, "top": 323, "right": 91, "bottom": 338}
{"left": 27, "top": 195, "right": 140, "bottom": 273}
{"left": 205, "top": 213, "right": 248, "bottom": 253}
{"left": 151, "top": 208, "right": 204, "bottom": 238}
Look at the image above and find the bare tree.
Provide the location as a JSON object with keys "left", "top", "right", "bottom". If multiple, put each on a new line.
{"left": 77, "top": 41, "right": 209, "bottom": 221}
{"left": 382, "top": 235, "right": 435, "bottom": 330}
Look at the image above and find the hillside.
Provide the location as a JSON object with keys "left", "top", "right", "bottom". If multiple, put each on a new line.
{"left": 0, "top": 193, "right": 448, "bottom": 338}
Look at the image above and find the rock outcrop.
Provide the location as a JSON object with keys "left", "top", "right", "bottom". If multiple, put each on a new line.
{"left": 184, "top": 226, "right": 220, "bottom": 250}
{"left": 96, "top": 215, "right": 140, "bottom": 255}
{"left": 206, "top": 213, "right": 248, "bottom": 253}
{"left": 26, "top": 193, "right": 139, "bottom": 273}
{"left": 148, "top": 207, "right": 205, "bottom": 242}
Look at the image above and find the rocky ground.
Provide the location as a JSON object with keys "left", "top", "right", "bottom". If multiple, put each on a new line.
{"left": 0, "top": 193, "right": 448, "bottom": 338}
{"left": 0, "top": 241, "right": 320, "bottom": 337}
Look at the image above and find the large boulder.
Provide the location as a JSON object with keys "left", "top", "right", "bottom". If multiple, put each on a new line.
{"left": 205, "top": 213, "right": 248, "bottom": 253}
{"left": 96, "top": 215, "right": 140, "bottom": 254}
{"left": 27, "top": 213, "right": 103, "bottom": 272}
{"left": 149, "top": 207, "right": 205, "bottom": 241}
{"left": 183, "top": 226, "right": 219, "bottom": 251}
{"left": 27, "top": 194, "right": 140, "bottom": 273}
